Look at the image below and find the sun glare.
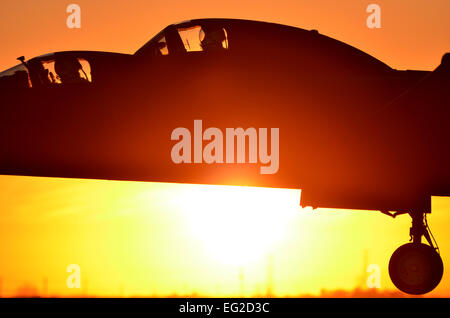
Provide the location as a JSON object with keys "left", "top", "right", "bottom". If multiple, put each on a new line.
{"left": 178, "top": 185, "right": 301, "bottom": 267}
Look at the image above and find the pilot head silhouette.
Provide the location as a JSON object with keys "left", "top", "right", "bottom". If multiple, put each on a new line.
{"left": 54, "top": 57, "right": 84, "bottom": 83}
{"left": 199, "top": 26, "right": 226, "bottom": 51}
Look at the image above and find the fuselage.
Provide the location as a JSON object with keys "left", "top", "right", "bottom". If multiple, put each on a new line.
{"left": 1, "top": 19, "right": 448, "bottom": 213}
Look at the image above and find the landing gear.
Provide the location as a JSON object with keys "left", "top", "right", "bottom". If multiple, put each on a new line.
{"left": 388, "top": 211, "right": 443, "bottom": 295}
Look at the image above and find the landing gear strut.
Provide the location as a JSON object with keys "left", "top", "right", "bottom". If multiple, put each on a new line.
{"left": 388, "top": 210, "right": 443, "bottom": 295}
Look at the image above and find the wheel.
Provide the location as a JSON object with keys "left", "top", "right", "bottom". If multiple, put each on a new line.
{"left": 389, "top": 243, "right": 443, "bottom": 295}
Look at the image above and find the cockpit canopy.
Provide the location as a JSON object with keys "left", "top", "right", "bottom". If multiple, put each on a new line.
{"left": 135, "top": 18, "right": 391, "bottom": 75}
{"left": 135, "top": 20, "right": 230, "bottom": 57}
{"left": 0, "top": 18, "right": 393, "bottom": 91}
{"left": 0, "top": 53, "right": 93, "bottom": 90}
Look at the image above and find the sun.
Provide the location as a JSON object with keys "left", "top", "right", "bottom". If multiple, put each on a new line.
{"left": 179, "top": 185, "right": 300, "bottom": 267}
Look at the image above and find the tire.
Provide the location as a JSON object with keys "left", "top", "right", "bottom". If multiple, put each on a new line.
{"left": 389, "top": 243, "right": 443, "bottom": 295}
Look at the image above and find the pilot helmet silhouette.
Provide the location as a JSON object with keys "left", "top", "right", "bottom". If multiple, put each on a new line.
{"left": 54, "top": 57, "right": 84, "bottom": 83}
{"left": 199, "top": 26, "right": 226, "bottom": 51}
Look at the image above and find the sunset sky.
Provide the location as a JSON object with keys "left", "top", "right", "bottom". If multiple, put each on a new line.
{"left": 0, "top": 0, "right": 450, "bottom": 297}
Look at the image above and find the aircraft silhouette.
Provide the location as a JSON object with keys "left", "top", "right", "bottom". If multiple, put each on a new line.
{"left": 0, "top": 18, "right": 448, "bottom": 295}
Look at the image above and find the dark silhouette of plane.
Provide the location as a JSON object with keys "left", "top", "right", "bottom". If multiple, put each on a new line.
{"left": 0, "top": 18, "right": 448, "bottom": 295}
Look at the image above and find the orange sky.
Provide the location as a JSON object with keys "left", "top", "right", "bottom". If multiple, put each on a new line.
{"left": 0, "top": 0, "right": 450, "bottom": 297}
{"left": 0, "top": 0, "right": 449, "bottom": 71}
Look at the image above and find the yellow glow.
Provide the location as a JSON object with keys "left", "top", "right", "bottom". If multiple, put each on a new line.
{"left": 1, "top": 176, "right": 450, "bottom": 297}
{"left": 179, "top": 185, "right": 299, "bottom": 266}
